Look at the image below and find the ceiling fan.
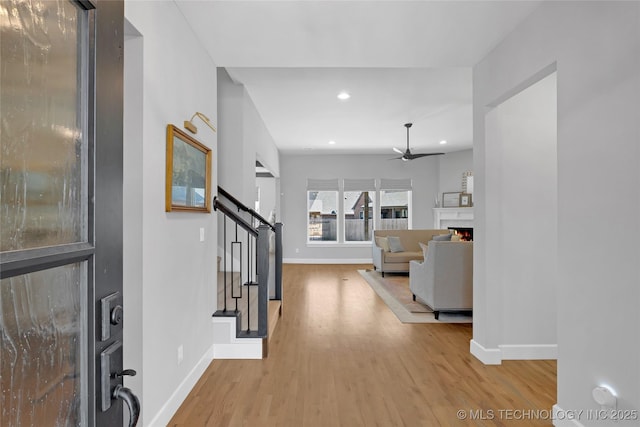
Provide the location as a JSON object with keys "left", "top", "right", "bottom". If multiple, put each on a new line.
{"left": 392, "top": 123, "right": 444, "bottom": 161}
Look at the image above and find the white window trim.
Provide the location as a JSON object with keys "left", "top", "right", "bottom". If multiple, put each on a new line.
{"left": 307, "top": 178, "right": 413, "bottom": 245}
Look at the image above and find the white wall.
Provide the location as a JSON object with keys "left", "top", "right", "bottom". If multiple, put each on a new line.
{"left": 485, "top": 73, "right": 557, "bottom": 354}
{"left": 438, "top": 148, "right": 473, "bottom": 202}
{"left": 124, "top": 2, "right": 218, "bottom": 424}
{"left": 244, "top": 92, "right": 280, "bottom": 179}
{"left": 256, "top": 176, "right": 277, "bottom": 219}
{"left": 280, "top": 153, "right": 442, "bottom": 262}
{"left": 472, "top": 1, "right": 639, "bottom": 423}
{"left": 217, "top": 68, "right": 245, "bottom": 200}
{"left": 218, "top": 68, "right": 280, "bottom": 206}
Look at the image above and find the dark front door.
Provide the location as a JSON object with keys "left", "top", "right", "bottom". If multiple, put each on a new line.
{"left": 1, "top": 1, "right": 131, "bottom": 425}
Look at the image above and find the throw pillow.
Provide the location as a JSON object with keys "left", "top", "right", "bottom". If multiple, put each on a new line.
{"left": 387, "top": 236, "right": 405, "bottom": 253}
{"left": 419, "top": 242, "right": 429, "bottom": 258}
{"left": 432, "top": 233, "right": 452, "bottom": 241}
{"left": 375, "top": 236, "right": 390, "bottom": 252}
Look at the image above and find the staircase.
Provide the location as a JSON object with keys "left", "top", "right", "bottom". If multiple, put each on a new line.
{"left": 212, "top": 187, "right": 283, "bottom": 359}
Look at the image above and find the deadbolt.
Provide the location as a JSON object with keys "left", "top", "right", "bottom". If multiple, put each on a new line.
{"left": 111, "top": 304, "right": 123, "bottom": 325}
{"left": 100, "top": 292, "right": 122, "bottom": 341}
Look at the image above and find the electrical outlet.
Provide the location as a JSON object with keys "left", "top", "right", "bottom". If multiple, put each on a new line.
{"left": 199, "top": 227, "right": 205, "bottom": 242}
{"left": 295, "top": 248, "right": 299, "bottom": 253}
{"left": 177, "top": 345, "right": 184, "bottom": 364}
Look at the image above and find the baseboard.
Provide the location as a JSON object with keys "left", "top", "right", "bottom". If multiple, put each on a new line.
{"left": 283, "top": 258, "right": 372, "bottom": 264}
{"left": 470, "top": 340, "right": 558, "bottom": 364}
{"left": 147, "top": 345, "right": 214, "bottom": 427}
{"left": 499, "top": 344, "right": 557, "bottom": 360}
{"left": 552, "top": 405, "right": 585, "bottom": 427}
{"left": 212, "top": 316, "right": 263, "bottom": 359}
{"left": 470, "top": 339, "right": 502, "bottom": 365}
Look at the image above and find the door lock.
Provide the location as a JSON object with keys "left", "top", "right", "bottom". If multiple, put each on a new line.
{"left": 111, "top": 304, "right": 123, "bottom": 325}
{"left": 100, "top": 292, "right": 122, "bottom": 341}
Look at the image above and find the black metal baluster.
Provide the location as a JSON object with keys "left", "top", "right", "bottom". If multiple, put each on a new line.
{"left": 223, "top": 215, "right": 227, "bottom": 312}
{"left": 231, "top": 223, "right": 242, "bottom": 313}
{"left": 246, "top": 230, "right": 251, "bottom": 332}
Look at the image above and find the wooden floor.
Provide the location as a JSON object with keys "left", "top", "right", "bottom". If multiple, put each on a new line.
{"left": 169, "top": 264, "right": 556, "bottom": 426}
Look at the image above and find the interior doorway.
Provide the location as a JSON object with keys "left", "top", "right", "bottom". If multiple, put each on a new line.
{"left": 483, "top": 71, "right": 558, "bottom": 357}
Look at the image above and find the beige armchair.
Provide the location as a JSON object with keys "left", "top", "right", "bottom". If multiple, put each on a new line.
{"left": 409, "top": 241, "right": 473, "bottom": 320}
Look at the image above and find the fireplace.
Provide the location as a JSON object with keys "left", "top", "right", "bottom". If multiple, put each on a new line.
{"left": 433, "top": 207, "right": 473, "bottom": 229}
{"left": 448, "top": 227, "right": 473, "bottom": 241}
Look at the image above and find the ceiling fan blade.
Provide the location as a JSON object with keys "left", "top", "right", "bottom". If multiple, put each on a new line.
{"left": 390, "top": 123, "right": 444, "bottom": 160}
{"left": 407, "top": 152, "right": 445, "bottom": 159}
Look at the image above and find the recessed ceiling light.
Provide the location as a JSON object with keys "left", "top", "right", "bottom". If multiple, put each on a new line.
{"left": 439, "top": 140, "right": 448, "bottom": 145}
{"left": 328, "top": 140, "right": 336, "bottom": 145}
{"left": 337, "top": 92, "right": 350, "bottom": 100}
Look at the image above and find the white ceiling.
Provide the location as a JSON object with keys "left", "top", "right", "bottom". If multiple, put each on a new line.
{"left": 175, "top": 0, "right": 542, "bottom": 154}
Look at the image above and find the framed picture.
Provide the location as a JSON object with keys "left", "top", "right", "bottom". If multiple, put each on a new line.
{"left": 442, "top": 192, "right": 461, "bottom": 208}
{"left": 459, "top": 193, "right": 473, "bottom": 207}
{"left": 166, "top": 124, "right": 212, "bottom": 212}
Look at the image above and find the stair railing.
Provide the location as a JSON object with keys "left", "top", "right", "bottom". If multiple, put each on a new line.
{"left": 213, "top": 187, "right": 283, "bottom": 338}
{"left": 217, "top": 186, "right": 283, "bottom": 303}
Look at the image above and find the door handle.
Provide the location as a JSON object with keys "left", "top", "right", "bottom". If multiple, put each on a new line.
{"left": 100, "top": 341, "right": 141, "bottom": 424}
{"left": 113, "top": 384, "right": 140, "bottom": 427}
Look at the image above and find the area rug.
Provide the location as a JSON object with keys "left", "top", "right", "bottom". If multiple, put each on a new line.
{"left": 358, "top": 269, "right": 472, "bottom": 324}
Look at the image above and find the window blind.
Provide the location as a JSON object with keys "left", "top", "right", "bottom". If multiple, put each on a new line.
{"left": 379, "top": 178, "right": 412, "bottom": 190}
{"left": 307, "top": 178, "right": 339, "bottom": 191}
{"left": 343, "top": 178, "right": 376, "bottom": 191}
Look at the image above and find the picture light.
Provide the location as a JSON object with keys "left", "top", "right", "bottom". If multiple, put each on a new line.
{"left": 184, "top": 112, "right": 217, "bottom": 134}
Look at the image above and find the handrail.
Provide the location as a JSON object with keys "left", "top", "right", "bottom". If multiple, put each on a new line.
{"left": 213, "top": 198, "right": 258, "bottom": 237}
{"left": 217, "top": 186, "right": 275, "bottom": 231}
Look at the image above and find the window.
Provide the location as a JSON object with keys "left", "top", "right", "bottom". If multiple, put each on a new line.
{"left": 306, "top": 178, "right": 412, "bottom": 243}
{"left": 344, "top": 179, "right": 376, "bottom": 242}
{"left": 379, "top": 179, "right": 412, "bottom": 230}
{"left": 307, "top": 179, "right": 339, "bottom": 242}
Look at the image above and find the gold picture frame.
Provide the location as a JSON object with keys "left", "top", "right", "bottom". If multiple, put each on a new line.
{"left": 166, "top": 124, "right": 212, "bottom": 212}
{"left": 459, "top": 193, "right": 473, "bottom": 207}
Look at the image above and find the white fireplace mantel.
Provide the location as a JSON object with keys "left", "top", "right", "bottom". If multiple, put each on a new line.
{"left": 433, "top": 207, "right": 474, "bottom": 229}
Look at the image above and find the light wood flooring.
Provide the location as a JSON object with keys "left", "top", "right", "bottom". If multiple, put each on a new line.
{"left": 169, "top": 264, "right": 556, "bottom": 426}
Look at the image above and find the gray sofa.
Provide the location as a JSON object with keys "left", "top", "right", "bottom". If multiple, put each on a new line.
{"left": 409, "top": 240, "right": 473, "bottom": 320}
